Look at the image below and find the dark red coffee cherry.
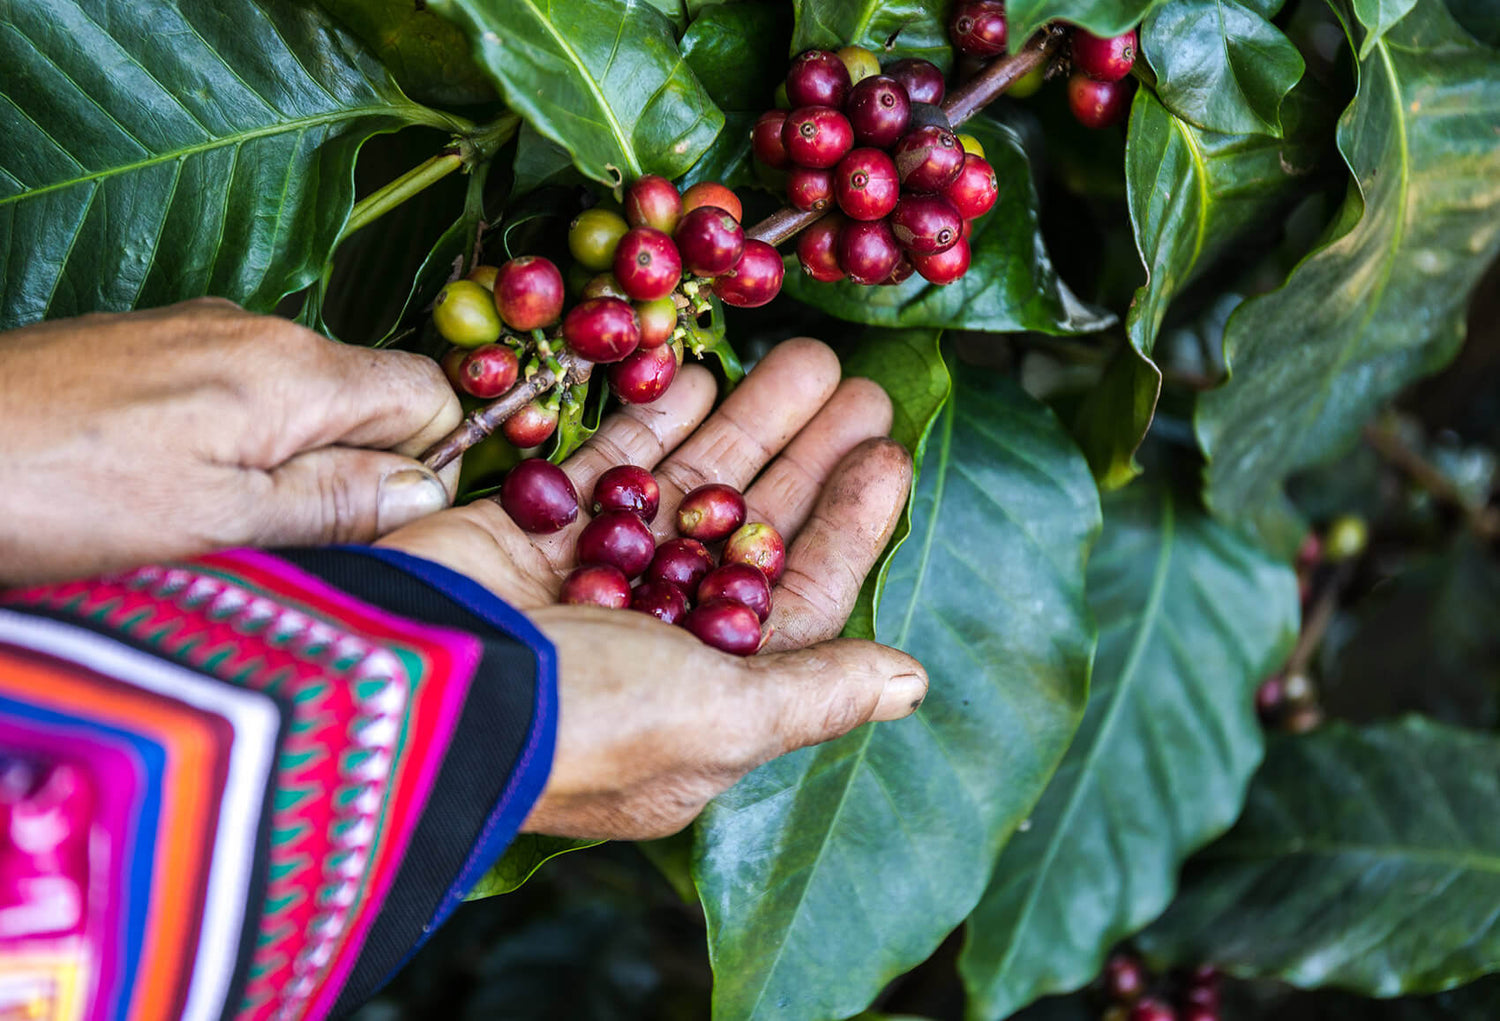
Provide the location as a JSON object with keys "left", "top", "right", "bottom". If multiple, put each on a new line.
{"left": 629, "top": 580, "right": 688, "bottom": 625}
{"left": 893, "top": 125, "right": 965, "bottom": 193}
{"left": 787, "top": 165, "right": 835, "bottom": 212}
{"left": 677, "top": 483, "right": 747, "bottom": 542}
{"left": 883, "top": 254, "right": 915, "bottom": 286}
{"left": 625, "top": 174, "right": 683, "bottom": 234}
{"left": 1072, "top": 27, "right": 1137, "bottom": 83}
{"left": 786, "top": 49, "right": 852, "bottom": 109}
{"left": 752, "top": 109, "right": 791, "bottom": 169}
{"left": 782, "top": 106, "right": 855, "bottom": 169}
{"left": 501, "top": 399, "right": 559, "bottom": 448}
{"left": 592, "top": 464, "right": 659, "bottom": 522}
{"left": 837, "top": 219, "right": 902, "bottom": 285}
{"left": 582, "top": 272, "right": 631, "bottom": 301}
{"left": 685, "top": 598, "right": 763, "bottom": 656}
{"left": 1183, "top": 984, "right": 1219, "bottom": 1011}
{"left": 577, "top": 509, "right": 656, "bottom": 578}
{"left": 845, "top": 75, "right": 911, "bottom": 148}
{"left": 635, "top": 296, "right": 677, "bottom": 349}
{"left": 681, "top": 181, "right": 743, "bottom": 223}
{"left": 698, "top": 563, "right": 772, "bottom": 622}
{"left": 493, "top": 255, "right": 565, "bottom": 331}
{"left": 713, "top": 240, "right": 785, "bottom": 308}
{"left": 439, "top": 346, "right": 467, "bottom": 390}
{"left": 944, "top": 153, "right": 998, "bottom": 219}
{"left": 674, "top": 206, "right": 746, "bottom": 277}
{"left": 835, "top": 148, "right": 900, "bottom": 221}
{"left": 1128, "top": 998, "right": 1177, "bottom": 1021}
{"left": 500, "top": 458, "right": 579, "bottom": 534}
{"left": 457, "top": 343, "right": 519, "bottom": 398}
{"left": 608, "top": 343, "right": 677, "bottom": 404}
{"left": 1105, "top": 951, "right": 1146, "bottom": 1002}
{"left": 906, "top": 102, "right": 954, "bottom": 134}
{"left": 1180, "top": 1008, "right": 1216, "bottom": 1021}
{"left": 797, "top": 215, "right": 847, "bottom": 283}
{"left": 722, "top": 522, "right": 786, "bottom": 583}
{"left": 613, "top": 227, "right": 682, "bottom": 302}
{"left": 563, "top": 297, "right": 641, "bottom": 363}
{"left": 559, "top": 564, "right": 631, "bottom": 608}
{"left": 884, "top": 58, "right": 946, "bottom": 106}
{"left": 950, "top": 0, "right": 1008, "bottom": 56}
{"left": 648, "top": 537, "right": 716, "bottom": 592}
{"left": 1068, "top": 73, "right": 1133, "bottom": 128}
{"left": 911, "top": 237, "right": 970, "bottom": 284}
{"left": 892, "top": 193, "right": 963, "bottom": 254}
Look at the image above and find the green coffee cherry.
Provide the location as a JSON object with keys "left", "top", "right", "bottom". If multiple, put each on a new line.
{"left": 432, "top": 279, "right": 502, "bottom": 348}
{"left": 568, "top": 208, "right": 630, "bottom": 272}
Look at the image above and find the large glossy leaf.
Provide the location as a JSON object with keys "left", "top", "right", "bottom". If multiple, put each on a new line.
{"left": 429, "top": 0, "right": 724, "bottom": 186}
{"left": 1142, "top": 0, "right": 1305, "bottom": 137}
{"left": 694, "top": 362, "right": 1099, "bottom": 1021}
{"left": 959, "top": 484, "right": 1299, "bottom": 1021}
{"left": 1140, "top": 717, "right": 1500, "bottom": 995}
{"left": 315, "top": 0, "right": 498, "bottom": 106}
{"left": 1195, "top": 0, "right": 1500, "bottom": 519}
{"left": 0, "top": 0, "right": 442, "bottom": 329}
{"left": 792, "top": 0, "right": 956, "bottom": 71}
{"left": 781, "top": 114, "right": 1113, "bottom": 336}
{"left": 682, "top": 2, "right": 791, "bottom": 112}
{"left": 1006, "top": 0, "right": 1166, "bottom": 53}
{"left": 1353, "top": 0, "right": 1419, "bottom": 56}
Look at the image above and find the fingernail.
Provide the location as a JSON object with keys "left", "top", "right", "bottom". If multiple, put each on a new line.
{"left": 377, "top": 469, "right": 448, "bottom": 532}
{"left": 874, "top": 671, "right": 927, "bottom": 721}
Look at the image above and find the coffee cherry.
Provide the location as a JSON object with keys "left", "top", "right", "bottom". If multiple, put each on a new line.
{"left": 698, "top": 563, "right": 772, "bottom": 622}
{"left": 950, "top": 0, "right": 1008, "bottom": 56}
{"left": 911, "top": 237, "right": 970, "bottom": 284}
{"left": 883, "top": 254, "right": 916, "bottom": 286}
{"left": 787, "top": 166, "right": 836, "bottom": 212}
{"left": 722, "top": 522, "right": 786, "bottom": 583}
{"left": 1182, "top": 984, "right": 1219, "bottom": 1011}
{"left": 563, "top": 297, "right": 641, "bottom": 363}
{"left": 625, "top": 174, "right": 683, "bottom": 233}
{"left": 608, "top": 343, "right": 677, "bottom": 404}
{"left": 681, "top": 181, "right": 743, "bottom": 223}
{"left": 1068, "top": 73, "right": 1132, "bottom": 128}
{"left": 753, "top": 110, "right": 791, "bottom": 169}
{"left": 892, "top": 193, "right": 963, "bottom": 254}
{"left": 782, "top": 106, "right": 855, "bottom": 169}
{"left": 648, "top": 537, "right": 716, "bottom": 592}
{"left": 502, "top": 399, "right": 560, "bottom": 448}
{"left": 837, "top": 219, "right": 902, "bottom": 285}
{"left": 906, "top": 102, "right": 954, "bottom": 134}
{"left": 944, "top": 154, "right": 999, "bottom": 219}
{"left": 1128, "top": 998, "right": 1176, "bottom": 1021}
{"left": 577, "top": 509, "right": 656, "bottom": 578}
{"left": 500, "top": 458, "right": 579, "bottom": 533}
{"left": 635, "top": 296, "right": 678, "bottom": 348}
{"left": 1180, "top": 1008, "right": 1216, "bottom": 1021}
{"left": 630, "top": 580, "right": 689, "bottom": 625}
{"left": 884, "top": 58, "right": 946, "bottom": 105}
{"left": 956, "top": 133, "right": 986, "bottom": 157}
{"left": 1105, "top": 952, "right": 1146, "bottom": 1002}
{"left": 837, "top": 45, "right": 882, "bottom": 85}
{"left": 613, "top": 227, "right": 683, "bottom": 302}
{"left": 845, "top": 75, "right": 911, "bottom": 149}
{"left": 432, "top": 279, "right": 502, "bottom": 347}
{"left": 457, "top": 343, "right": 520, "bottom": 398}
{"left": 582, "top": 272, "right": 631, "bottom": 301}
{"left": 674, "top": 206, "right": 746, "bottom": 277}
{"left": 592, "top": 464, "right": 660, "bottom": 522}
{"left": 713, "top": 240, "right": 785, "bottom": 308}
{"left": 893, "top": 125, "right": 965, "bottom": 192}
{"left": 786, "top": 49, "right": 852, "bottom": 109}
{"left": 1255, "top": 675, "right": 1286, "bottom": 722}
{"left": 439, "top": 347, "right": 468, "bottom": 390}
{"left": 835, "top": 148, "right": 901, "bottom": 221}
{"left": 1325, "top": 513, "right": 1368, "bottom": 561}
{"left": 797, "top": 215, "right": 847, "bottom": 283}
{"left": 494, "top": 255, "right": 565, "bottom": 330}
{"left": 677, "top": 483, "right": 747, "bottom": 542}
{"left": 1073, "top": 28, "right": 1137, "bottom": 82}
{"left": 560, "top": 564, "right": 631, "bottom": 608}
{"left": 466, "top": 264, "right": 500, "bottom": 290}
{"left": 569, "top": 208, "right": 630, "bottom": 271}
{"left": 685, "top": 598, "right": 763, "bottom": 656}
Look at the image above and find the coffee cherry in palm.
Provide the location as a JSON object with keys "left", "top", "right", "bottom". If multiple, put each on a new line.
{"left": 837, "top": 45, "right": 882, "bottom": 85}
{"left": 560, "top": 564, "right": 632, "bottom": 608}
{"left": 786, "top": 49, "right": 852, "bottom": 108}
{"left": 681, "top": 181, "right": 743, "bottom": 223}
{"left": 592, "top": 464, "right": 660, "bottom": 522}
{"left": 677, "top": 483, "right": 748, "bottom": 542}
{"left": 838, "top": 219, "right": 902, "bottom": 285}
{"left": 685, "top": 598, "right": 763, "bottom": 656}
{"left": 494, "top": 256, "right": 565, "bottom": 330}
{"left": 1068, "top": 73, "right": 1133, "bottom": 128}
{"left": 713, "top": 239, "right": 785, "bottom": 308}
{"left": 674, "top": 206, "right": 746, "bottom": 277}
{"left": 569, "top": 207, "right": 630, "bottom": 271}
{"left": 911, "top": 237, "right": 970, "bottom": 284}
{"left": 845, "top": 76, "right": 912, "bottom": 148}
{"left": 752, "top": 110, "right": 791, "bottom": 169}
{"left": 501, "top": 458, "right": 579, "bottom": 533}
{"left": 630, "top": 580, "right": 689, "bottom": 625}
{"left": 608, "top": 343, "right": 677, "bottom": 404}
{"left": 892, "top": 193, "right": 963, "bottom": 254}
{"left": 502, "top": 399, "right": 560, "bottom": 448}
{"left": 613, "top": 227, "right": 682, "bottom": 301}
{"left": 698, "top": 563, "right": 772, "bottom": 622}
{"left": 950, "top": 0, "right": 1008, "bottom": 56}
{"left": 893, "top": 125, "right": 966, "bottom": 192}
{"left": 797, "top": 215, "right": 847, "bottom": 282}
{"left": 648, "top": 537, "right": 716, "bottom": 592}
{"left": 625, "top": 174, "right": 683, "bottom": 233}
{"left": 945, "top": 154, "right": 999, "bottom": 219}
{"left": 722, "top": 522, "right": 786, "bottom": 583}
{"left": 884, "top": 58, "right": 946, "bottom": 105}
{"left": 635, "top": 296, "right": 678, "bottom": 348}
{"left": 787, "top": 166, "right": 836, "bottom": 212}
{"left": 835, "top": 148, "right": 901, "bottom": 221}
{"left": 1073, "top": 28, "right": 1138, "bottom": 82}
{"left": 563, "top": 297, "right": 641, "bottom": 363}
{"left": 578, "top": 509, "right": 656, "bottom": 578}
{"left": 432, "top": 279, "right": 502, "bottom": 347}
{"left": 782, "top": 106, "right": 855, "bottom": 169}
{"left": 457, "top": 343, "right": 520, "bottom": 398}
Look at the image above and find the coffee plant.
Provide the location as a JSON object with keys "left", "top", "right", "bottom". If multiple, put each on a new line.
{"left": 3, "top": 0, "right": 1500, "bottom": 1017}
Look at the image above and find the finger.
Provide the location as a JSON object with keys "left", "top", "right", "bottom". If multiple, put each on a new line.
{"left": 242, "top": 448, "right": 450, "bottom": 547}
{"left": 375, "top": 500, "right": 557, "bottom": 609}
{"left": 742, "top": 377, "right": 893, "bottom": 539}
{"left": 653, "top": 338, "right": 842, "bottom": 538}
{"left": 762, "top": 437, "right": 912, "bottom": 652}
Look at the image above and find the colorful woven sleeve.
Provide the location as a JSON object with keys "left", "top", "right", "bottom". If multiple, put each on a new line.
{"left": 0, "top": 547, "right": 557, "bottom": 1021}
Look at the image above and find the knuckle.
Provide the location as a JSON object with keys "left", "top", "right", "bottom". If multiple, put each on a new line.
{"left": 315, "top": 466, "right": 368, "bottom": 543}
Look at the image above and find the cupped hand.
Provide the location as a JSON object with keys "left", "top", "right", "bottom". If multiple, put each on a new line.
{"left": 0, "top": 299, "right": 462, "bottom": 585}
{"left": 378, "top": 338, "right": 928, "bottom": 840}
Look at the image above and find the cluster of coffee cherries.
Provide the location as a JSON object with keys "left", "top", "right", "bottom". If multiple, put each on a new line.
{"left": 496, "top": 458, "right": 786, "bottom": 656}
{"left": 1101, "top": 952, "right": 1222, "bottom": 1021}
{"left": 753, "top": 46, "right": 999, "bottom": 288}
{"left": 1065, "top": 25, "right": 1139, "bottom": 129}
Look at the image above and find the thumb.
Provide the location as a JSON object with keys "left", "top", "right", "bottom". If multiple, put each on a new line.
{"left": 748, "top": 638, "right": 928, "bottom": 758}
{"left": 247, "top": 447, "right": 451, "bottom": 547}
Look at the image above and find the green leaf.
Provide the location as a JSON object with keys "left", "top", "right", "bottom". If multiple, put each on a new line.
{"left": 0, "top": 0, "right": 441, "bottom": 329}
{"left": 1195, "top": 0, "right": 1500, "bottom": 520}
{"left": 428, "top": 0, "right": 724, "bottom": 186}
{"left": 781, "top": 115, "right": 1113, "bottom": 336}
{"left": 1142, "top": 0, "right": 1305, "bottom": 136}
{"left": 315, "top": 0, "right": 499, "bottom": 106}
{"left": 1071, "top": 346, "right": 1162, "bottom": 489}
{"left": 791, "top": 0, "right": 957, "bottom": 71}
{"left": 679, "top": 112, "right": 760, "bottom": 192}
{"left": 1354, "top": 0, "right": 1420, "bottom": 57}
{"left": 1140, "top": 717, "right": 1500, "bottom": 995}
{"left": 694, "top": 362, "right": 1099, "bottom": 1020}
{"left": 512, "top": 123, "right": 584, "bottom": 194}
{"left": 1445, "top": 0, "right": 1500, "bottom": 44}
{"left": 1006, "top": 0, "right": 1166, "bottom": 53}
{"left": 684, "top": 294, "right": 746, "bottom": 383}
{"left": 959, "top": 483, "right": 1299, "bottom": 1020}
{"left": 465, "top": 835, "right": 602, "bottom": 900}
{"left": 682, "top": 2, "right": 791, "bottom": 111}
{"left": 549, "top": 382, "right": 608, "bottom": 463}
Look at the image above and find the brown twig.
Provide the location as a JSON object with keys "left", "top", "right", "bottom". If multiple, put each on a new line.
{"left": 1362, "top": 421, "right": 1500, "bottom": 540}
{"left": 1284, "top": 561, "right": 1353, "bottom": 678}
{"left": 421, "top": 353, "right": 593, "bottom": 472}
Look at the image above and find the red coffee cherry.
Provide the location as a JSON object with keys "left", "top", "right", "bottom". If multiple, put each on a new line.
{"left": 647, "top": 537, "right": 716, "bottom": 592}
{"left": 884, "top": 58, "right": 946, "bottom": 105}
{"left": 835, "top": 148, "right": 901, "bottom": 221}
{"left": 752, "top": 109, "right": 791, "bottom": 169}
{"left": 796, "top": 214, "right": 847, "bottom": 283}
{"left": 950, "top": 0, "right": 1008, "bottom": 56}
{"left": 500, "top": 458, "right": 579, "bottom": 533}
{"left": 786, "top": 49, "right": 852, "bottom": 109}
{"left": 1128, "top": 998, "right": 1176, "bottom": 1021}
{"left": 845, "top": 75, "right": 911, "bottom": 148}
{"left": 1072, "top": 27, "right": 1138, "bottom": 82}
{"left": 625, "top": 174, "right": 683, "bottom": 234}
{"left": 893, "top": 125, "right": 966, "bottom": 193}
{"left": 608, "top": 343, "right": 677, "bottom": 404}
{"left": 635, "top": 296, "right": 678, "bottom": 349}
{"left": 563, "top": 297, "right": 641, "bottom": 363}
{"left": 629, "top": 580, "right": 688, "bottom": 625}
{"left": 559, "top": 564, "right": 631, "bottom": 609}
{"left": 677, "top": 483, "right": 747, "bottom": 542}
{"left": 592, "top": 464, "right": 660, "bottom": 522}
{"left": 910, "top": 237, "right": 971, "bottom": 284}
{"left": 892, "top": 193, "right": 963, "bottom": 254}
{"left": 685, "top": 598, "right": 763, "bottom": 656}
{"left": 944, "top": 153, "right": 999, "bottom": 219}
{"left": 713, "top": 239, "right": 785, "bottom": 308}
{"left": 582, "top": 272, "right": 630, "bottom": 301}
{"left": 577, "top": 509, "right": 656, "bottom": 578}
{"left": 1105, "top": 951, "right": 1146, "bottom": 1002}
{"left": 883, "top": 254, "right": 916, "bottom": 286}
{"left": 439, "top": 346, "right": 467, "bottom": 390}
{"left": 457, "top": 343, "right": 520, "bottom": 398}
{"left": 681, "top": 181, "right": 743, "bottom": 223}
{"left": 782, "top": 106, "right": 855, "bottom": 169}
{"left": 674, "top": 206, "right": 746, "bottom": 277}
{"left": 613, "top": 227, "right": 683, "bottom": 302}
{"left": 1068, "top": 73, "right": 1133, "bottom": 128}
{"left": 722, "top": 522, "right": 786, "bottom": 583}
{"left": 837, "top": 218, "right": 902, "bottom": 285}
{"left": 493, "top": 255, "right": 565, "bottom": 330}
{"left": 787, "top": 165, "right": 836, "bottom": 212}
{"left": 698, "top": 563, "right": 772, "bottom": 622}
{"left": 501, "top": 399, "right": 559, "bottom": 449}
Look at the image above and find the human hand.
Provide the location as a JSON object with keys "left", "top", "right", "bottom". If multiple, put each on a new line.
{"left": 0, "top": 299, "right": 462, "bottom": 585}
{"left": 378, "top": 339, "right": 927, "bottom": 839}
